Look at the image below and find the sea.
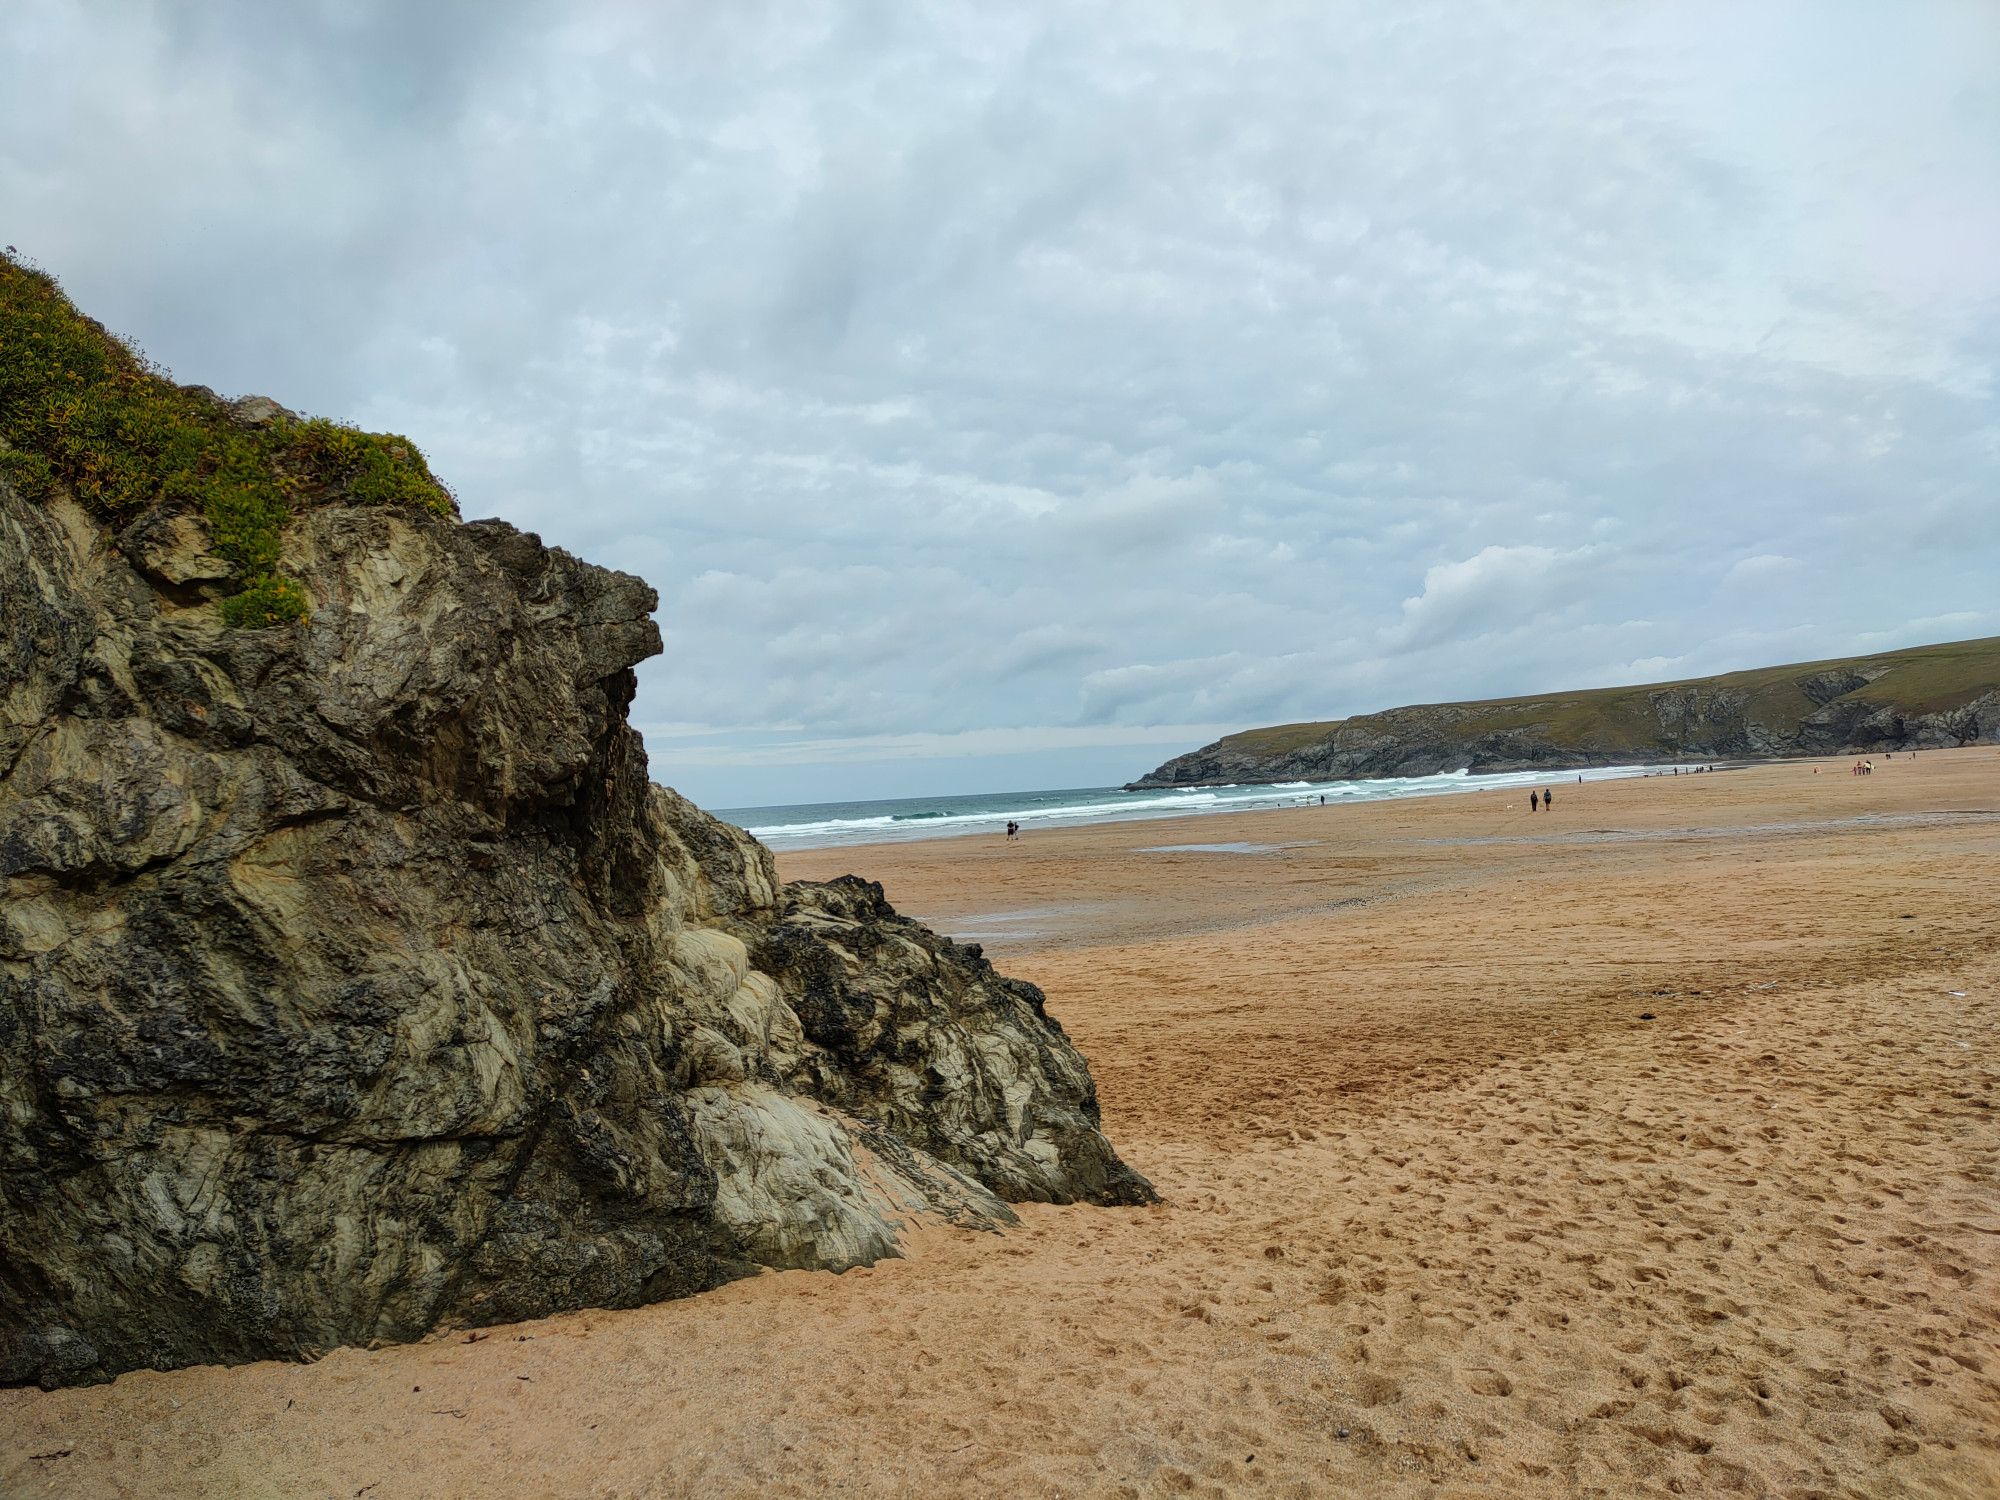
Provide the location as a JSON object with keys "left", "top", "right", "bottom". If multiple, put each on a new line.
{"left": 716, "top": 763, "right": 1671, "bottom": 851}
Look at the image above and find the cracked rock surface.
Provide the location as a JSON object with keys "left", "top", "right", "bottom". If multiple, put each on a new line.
{"left": 0, "top": 474, "right": 1152, "bottom": 1389}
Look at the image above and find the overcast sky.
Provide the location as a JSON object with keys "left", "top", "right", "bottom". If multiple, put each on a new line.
{"left": 5, "top": 2, "right": 1996, "bottom": 806}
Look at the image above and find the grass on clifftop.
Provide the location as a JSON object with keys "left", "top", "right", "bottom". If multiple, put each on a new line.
{"left": 0, "top": 252, "right": 455, "bottom": 626}
{"left": 1211, "top": 636, "right": 2000, "bottom": 758}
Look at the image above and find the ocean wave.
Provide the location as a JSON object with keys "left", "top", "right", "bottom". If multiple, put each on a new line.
{"left": 748, "top": 789, "right": 1234, "bottom": 842}
{"left": 740, "top": 764, "right": 1659, "bottom": 848}
{"left": 742, "top": 812, "right": 898, "bottom": 839}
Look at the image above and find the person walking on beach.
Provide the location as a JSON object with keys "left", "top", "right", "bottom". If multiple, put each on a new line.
{"left": 1530, "top": 790, "right": 1540, "bottom": 813}
{"left": 1543, "top": 785, "right": 1554, "bottom": 811}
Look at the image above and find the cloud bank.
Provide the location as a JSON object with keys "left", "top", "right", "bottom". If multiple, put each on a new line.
{"left": 4, "top": 1, "right": 1995, "bottom": 803}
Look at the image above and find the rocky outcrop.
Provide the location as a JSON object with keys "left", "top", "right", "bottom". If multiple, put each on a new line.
{"left": 0, "top": 466, "right": 1151, "bottom": 1388}
{"left": 1129, "top": 642, "right": 2000, "bottom": 788}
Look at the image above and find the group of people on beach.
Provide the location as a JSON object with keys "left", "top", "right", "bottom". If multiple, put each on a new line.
{"left": 1850, "top": 760, "right": 1874, "bottom": 776}
{"left": 1005, "top": 820, "right": 1020, "bottom": 839}
{"left": 1529, "top": 787, "right": 1555, "bottom": 812}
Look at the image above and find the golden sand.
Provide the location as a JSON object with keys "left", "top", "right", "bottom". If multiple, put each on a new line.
{"left": 5, "top": 750, "right": 1997, "bottom": 1498}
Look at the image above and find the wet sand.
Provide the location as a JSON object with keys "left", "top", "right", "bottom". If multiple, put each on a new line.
{"left": 6, "top": 750, "right": 1998, "bottom": 1498}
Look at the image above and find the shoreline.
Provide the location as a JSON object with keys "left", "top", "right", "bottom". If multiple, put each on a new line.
{"left": 773, "top": 750, "right": 1955, "bottom": 954}
{"left": 1118, "top": 752, "right": 1759, "bottom": 793}
{"left": 733, "top": 758, "right": 1756, "bottom": 855}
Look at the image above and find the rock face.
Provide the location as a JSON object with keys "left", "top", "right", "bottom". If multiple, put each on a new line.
{"left": 0, "top": 475, "right": 1152, "bottom": 1389}
{"left": 1129, "top": 642, "right": 2000, "bottom": 788}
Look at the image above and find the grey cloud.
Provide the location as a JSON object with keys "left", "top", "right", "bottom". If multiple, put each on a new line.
{"left": 1385, "top": 545, "right": 1602, "bottom": 653}
{"left": 4, "top": 1, "right": 1995, "bottom": 804}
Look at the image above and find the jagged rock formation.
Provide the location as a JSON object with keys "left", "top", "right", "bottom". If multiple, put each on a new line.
{"left": 1129, "top": 639, "right": 2000, "bottom": 788}
{"left": 0, "top": 453, "right": 1151, "bottom": 1389}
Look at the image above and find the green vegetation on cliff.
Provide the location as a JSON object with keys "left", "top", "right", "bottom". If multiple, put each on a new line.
{"left": 1216, "top": 639, "right": 2000, "bottom": 759}
{"left": 0, "top": 252, "right": 455, "bottom": 626}
{"left": 1133, "top": 637, "right": 2000, "bottom": 786}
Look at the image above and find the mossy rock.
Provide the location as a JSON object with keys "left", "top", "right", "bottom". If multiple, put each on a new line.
{"left": 0, "top": 251, "right": 456, "bottom": 626}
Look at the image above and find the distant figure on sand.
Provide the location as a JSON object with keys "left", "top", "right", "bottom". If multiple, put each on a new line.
{"left": 1543, "top": 786, "right": 1554, "bottom": 811}
{"left": 1005, "top": 820, "right": 1018, "bottom": 840}
{"left": 1530, "top": 790, "right": 1540, "bottom": 812}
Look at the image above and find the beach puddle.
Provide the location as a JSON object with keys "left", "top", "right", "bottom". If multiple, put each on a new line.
{"left": 926, "top": 904, "right": 1105, "bottom": 945}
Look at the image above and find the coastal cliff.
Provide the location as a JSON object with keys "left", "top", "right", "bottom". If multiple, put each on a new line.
{"left": 0, "top": 260, "right": 1151, "bottom": 1389}
{"left": 1129, "top": 639, "right": 2000, "bottom": 788}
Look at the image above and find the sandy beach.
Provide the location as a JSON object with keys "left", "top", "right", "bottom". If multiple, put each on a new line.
{"left": 5, "top": 749, "right": 1996, "bottom": 1499}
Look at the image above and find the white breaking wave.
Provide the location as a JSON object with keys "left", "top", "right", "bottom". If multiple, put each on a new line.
{"left": 736, "top": 764, "right": 1656, "bottom": 850}
{"left": 745, "top": 789, "right": 1225, "bottom": 842}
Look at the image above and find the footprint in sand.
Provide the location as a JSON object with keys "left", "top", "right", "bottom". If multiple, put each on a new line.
{"left": 1462, "top": 1368, "right": 1513, "bottom": 1397}
{"left": 1351, "top": 1372, "right": 1402, "bottom": 1407}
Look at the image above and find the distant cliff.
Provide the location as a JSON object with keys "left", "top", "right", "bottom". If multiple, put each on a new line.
{"left": 0, "top": 258, "right": 1151, "bottom": 1389}
{"left": 1128, "top": 639, "right": 2000, "bottom": 788}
